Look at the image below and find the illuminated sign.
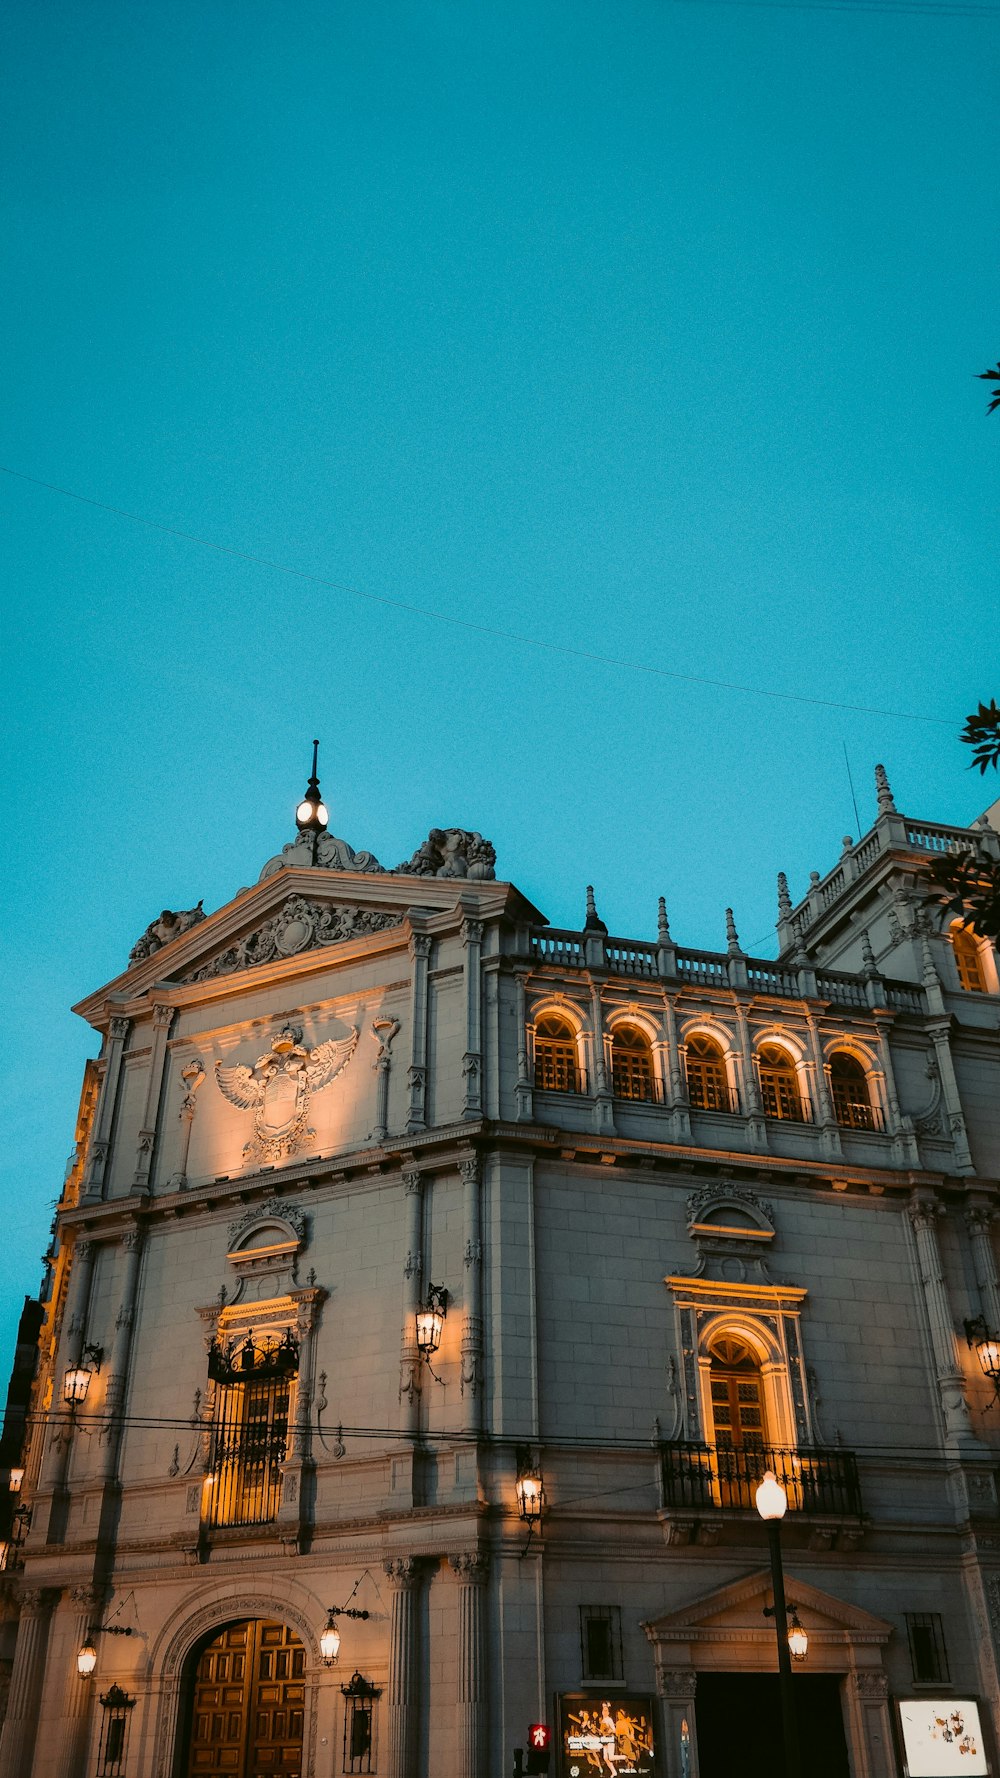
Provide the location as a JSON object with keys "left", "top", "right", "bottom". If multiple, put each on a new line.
{"left": 559, "top": 1695, "right": 655, "bottom": 1778}
{"left": 898, "top": 1699, "right": 989, "bottom": 1776}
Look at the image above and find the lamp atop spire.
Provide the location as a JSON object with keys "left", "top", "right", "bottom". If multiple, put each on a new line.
{"left": 295, "top": 740, "right": 329, "bottom": 834}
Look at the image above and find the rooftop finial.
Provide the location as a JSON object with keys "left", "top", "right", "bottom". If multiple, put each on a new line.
{"left": 657, "top": 896, "right": 671, "bottom": 942}
{"left": 584, "top": 885, "right": 607, "bottom": 934}
{"left": 725, "top": 907, "right": 743, "bottom": 956}
{"left": 777, "top": 871, "right": 793, "bottom": 918}
{"left": 295, "top": 739, "right": 328, "bottom": 836}
{"left": 874, "top": 763, "right": 897, "bottom": 816}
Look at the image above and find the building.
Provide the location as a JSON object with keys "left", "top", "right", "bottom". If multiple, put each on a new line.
{"left": 1, "top": 760, "right": 1000, "bottom": 1778}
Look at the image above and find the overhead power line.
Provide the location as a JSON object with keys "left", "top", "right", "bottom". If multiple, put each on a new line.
{"left": 1, "top": 463, "right": 953, "bottom": 727}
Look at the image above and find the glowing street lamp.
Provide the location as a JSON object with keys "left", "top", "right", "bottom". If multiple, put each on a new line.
{"left": 415, "top": 1285, "right": 448, "bottom": 1361}
{"left": 319, "top": 1614, "right": 342, "bottom": 1667}
{"left": 8, "top": 1467, "right": 24, "bottom": 1492}
{"left": 787, "top": 1611, "right": 809, "bottom": 1663}
{"left": 295, "top": 740, "right": 328, "bottom": 833}
{"left": 63, "top": 1344, "right": 103, "bottom": 1407}
{"left": 755, "top": 1470, "right": 802, "bottom": 1778}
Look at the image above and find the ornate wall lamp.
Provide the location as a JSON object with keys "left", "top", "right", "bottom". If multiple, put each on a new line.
{"left": 515, "top": 1447, "right": 545, "bottom": 1552}
{"left": 77, "top": 1620, "right": 134, "bottom": 1678}
{"left": 415, "top": 1284, "right": 448, "bottom": 1382}
{"left": 64, "top": 1343, "right": 104, "bottom": 1407}
{"left": 7, "top": 1466, "right": 24, "bottom": 1492}
{"left": 765, "top": 1600, "right": 809, "bottom": 1662}
{"left": 320, "top": 1603, "right": 371, "bottom": 1667}
{"left": 965, "top": 1316, "right": 1000, "bottom": 1401}
{"left": 0, "top": 1503, "right": 32, "bottom": 1571}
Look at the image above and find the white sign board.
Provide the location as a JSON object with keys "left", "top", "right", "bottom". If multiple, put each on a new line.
{"left": 898, "top": 1699, "right": 988, "bottom": 1776}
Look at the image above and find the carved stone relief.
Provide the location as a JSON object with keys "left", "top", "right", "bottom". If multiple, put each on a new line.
{"left": 129, "top": 901, "right": 205, "bottom": 965}
{"left": 185, "top": 896, "right": 401, "bottom": 982}
{"left": 215, "top": 1024, "right": 358, "bottom": 1163}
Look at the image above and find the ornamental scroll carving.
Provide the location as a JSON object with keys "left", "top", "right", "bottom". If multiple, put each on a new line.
{"left": 185, "top": 897, "right": 402, "bottom": 983}
{"left": 215, "top": 1025, "right": 358, "bottom": 1163}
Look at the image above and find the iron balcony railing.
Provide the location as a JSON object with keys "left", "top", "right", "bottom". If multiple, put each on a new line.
{"left": 660, "top": 1442, "right": 862, "bottom": 1519}
{"left": 688, "top": 1078, "right": 741, "bottom": 1115}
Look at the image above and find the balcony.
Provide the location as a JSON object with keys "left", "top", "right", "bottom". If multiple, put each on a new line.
{"left": 659, "top": 1443, "right": 863, "bottom": 1548}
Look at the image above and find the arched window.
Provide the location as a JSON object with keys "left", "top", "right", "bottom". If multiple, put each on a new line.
{"left": 757, "top": 1043, "right": 806, "bottom": 1122}
{"left": 829, "top": 1051, "right": 878, "bottom": 1131}
{"left": 534, "top": 1015, "right": 579, "bottom": 1093}
{"left": 611, "top": 1024, "right": 654, "bottom": 1101}
{"left": 708, "top": 1335, "right": 768, "bottom": 1455}
{"left": 686, "top": 1034, "right": 733, "bottom": 1113}
{"left": 952, "top": 922, "right": 988, "bottom": 993}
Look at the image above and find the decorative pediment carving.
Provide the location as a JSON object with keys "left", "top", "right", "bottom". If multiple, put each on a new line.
{"left": 129, "top": 901, "right": 205, "bottom": 966}
{"left": 224, "top": 1198, "right": 307, "bottom": 1303}
{"left": 183, "top": 896, "right": 402, "bottom": 983}
{"left": 682, "top": 1183, "right": 777, "bottom": 1284}
{"left": 394, "top": 828, "right": 496, "bottom": 880}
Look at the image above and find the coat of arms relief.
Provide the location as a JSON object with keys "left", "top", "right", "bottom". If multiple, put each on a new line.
{"left": 215, "top": 1023, "right": 358, "bottom": 1163}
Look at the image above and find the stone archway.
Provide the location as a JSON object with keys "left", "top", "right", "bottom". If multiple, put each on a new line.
{"left": 180, "top": 1617, "right": 305, "bottom": 1778}
{"left": 643, "top": 1569, "right": 894, "bottom": 1778}
{"left": 147, "top": 1590, "right": 321, "bottom": 1778}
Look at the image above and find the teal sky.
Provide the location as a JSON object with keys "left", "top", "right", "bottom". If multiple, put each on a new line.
{"left": 2, "top": 1, "right": 996, "bottom": 1368}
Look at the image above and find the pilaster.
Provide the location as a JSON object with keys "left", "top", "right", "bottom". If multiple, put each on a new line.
{"left": 460, "top": 1158, "right": 484, "bottom": 1432}
{"left": 406, "top": 932, "right": 432, "bottom": 1132}
{"left": 908, "top": 1191, "right": 976, "bottom": 1448}
{"left": 82, "top": 1018, "right": 130, "bottom": 1202}
{"left": 513, "top": 972, "right": 533, "bottom": 1121}
{"left": 0, "top": 1586, "right": 59, "bottom": 1778}
{"left": 384, "top": 1557, "right": 422, "bottom": 1778}
{"left": 462, "top": 919, "right": 484, "bottom": 1120}
{"left": 399, "top": 1171, "right": 424, "bottom": 1437}
{"left": 132, "top": 1002, "right": 173, "bottom": 1193}
{"left": 448, "top": 1552, "right": 490, "bottom": 1778}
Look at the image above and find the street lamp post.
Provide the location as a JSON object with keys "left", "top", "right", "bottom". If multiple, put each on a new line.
{"left": 755, "top": 1470, "right": 802, "bottom": 1778}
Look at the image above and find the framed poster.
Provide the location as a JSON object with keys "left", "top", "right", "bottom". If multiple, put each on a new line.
{"left": 559, "top": 1694, "right": 656, "bottom": 1778}
{"left": 897, "top": 1698, "right": 989, "bottom": 1776}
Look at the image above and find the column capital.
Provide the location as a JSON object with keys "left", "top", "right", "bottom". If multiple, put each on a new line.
{"left": 69, "top": 1584, "right": 103, "bottom": 1612}
{"left": 108, "top": 1016, "right": 130, "bottom": 1043}
{"left": 853, "top": 1669, "right": 889, "bottom": 1701}
{"left": 152, "top": 1003, "right": 174, "bottom": 1029}
{"left": 908, "top": 1189, "right": 943, "bottom": 1232}
{"left": 448, "top": 1551, "right": 490, "bottom": 1585}
{"left": 18, "top": 1586, "right": 60, "bottom": 1615}
{"left": 656, "top": 1666, "right": 698, "bottom": 1700}
{"left": 402, "top": 1168, "right": 423, "bottom": 1197}
{"left": 458, "top": 1156, "right": 481, "bottom": 1187}
{"left": 408, "top": 933, "right": 432, "bottom": 962}
{"left": 462, "top": 919, "right": 484, "bottom": 948}
{"left": 384, "top": 1556, "right": 422, "bottom": 1590}
{"left": 121, "top": 1222, "right": 144, "bottom": 1253}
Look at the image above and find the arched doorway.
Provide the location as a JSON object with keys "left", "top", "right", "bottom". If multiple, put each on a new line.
{"left": 182, "top": 1619, "right": 305, "bottom": 1778}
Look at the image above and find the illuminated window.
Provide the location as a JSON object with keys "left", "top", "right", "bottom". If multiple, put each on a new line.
{"left": 611, "top": 1025, "right": 654, "bottom": 1101}
{"left": 952, "top": 923, "right": 988, "bottom": 993}
{"left": 829, "top": 1051, "right": 879, "bottom": 1131}
{"left": 686, "top": 1035, "right": 733, "bottom": 1112}
{"left": 757, "top": 1044, "right": 806, "bottom": 1121}
{"left": 206, "top": 1331, "right": 298, "bottom": 1529}
{"left": 534, "top": 1016, "right": 580, "bottom": 1093}
{"left": 709, "top": 1334, "right": 770, "bottom": 1506}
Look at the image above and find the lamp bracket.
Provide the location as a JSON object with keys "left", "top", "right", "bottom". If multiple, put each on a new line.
{"left": 80, "top": 1343, "right": 104, "bottom": 1373}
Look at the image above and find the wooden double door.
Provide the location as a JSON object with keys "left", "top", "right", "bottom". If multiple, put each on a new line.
{"left": 185, "top": 1619, "right": 305, "bottom": 1778}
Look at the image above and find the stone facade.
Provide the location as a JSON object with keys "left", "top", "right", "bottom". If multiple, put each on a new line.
{"left": 2, "top": 773, "right": 1000, "bottom": 1777}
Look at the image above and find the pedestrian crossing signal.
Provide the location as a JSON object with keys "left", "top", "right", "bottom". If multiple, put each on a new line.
{"left": 525, "top": 1724, "right": 551, "bottom": 1774}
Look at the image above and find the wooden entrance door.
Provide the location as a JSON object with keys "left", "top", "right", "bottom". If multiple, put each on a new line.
{"left": 186, "top": 1619, "right": 305, "bottom": 1778}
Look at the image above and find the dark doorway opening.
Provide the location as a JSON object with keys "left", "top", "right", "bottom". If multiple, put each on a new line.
{"left": 696, "top": 1672, "right": 850, "bottom": 1778}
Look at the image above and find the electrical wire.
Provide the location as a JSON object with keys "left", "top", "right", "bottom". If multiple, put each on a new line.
{"left": 0, "top": 464, "right": 954, "bottom": 727}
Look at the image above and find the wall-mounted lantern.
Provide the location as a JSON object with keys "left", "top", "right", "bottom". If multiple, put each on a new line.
{"left": 321, "top": 1602, "right": 371, "bottom": 1667}
{"left": 415, "top": 1285, "right": 448, "bottom": 1361}
{"left": 515, "top": 1447, "right": 545, "bottom": 1551}
{"left": 64, "top": 1344, "right": 104, "bottom": 1407}
{"left": 77, "top": 1619, "right": 134, "bottom": 1678}
{"left": 8, "top": 1466, "right": 24, "bottom": 1492}
{"left": 965, "top": 1316, "right": 1000, "bottom": 1399}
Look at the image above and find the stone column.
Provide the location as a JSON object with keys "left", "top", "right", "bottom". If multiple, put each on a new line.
{"left": 908, "top": 1191, "right": 975, "bottom": 1445}
{"left": 926, "top": 1018, "right": 974, "bottom": 1173}
{"left": 62, "top": 1584, "right": 103, "bottom": 1778}
{"left": 449, "top": 1553, "right": 489, "bottom": 1778}
{"left": 384, "top": 1557, "right": 421, "bottom": 1778}
{"left": 851, "top": 1669, "right": 895, "bottom": 1778}
{"left": 370, "top": 1018, "right": 400, "bottom": 1145}
{"left": 168, "top": 1060, "right": 205, "bottom": 1190}
{"left": 279, "top": 1286, "right": 326, "bottom": 1547}
{"left": 406, "top": 932, "right": 432, "bottom": 1132}
{"left": 802, "top": 1010, "right": 842, "bottom": 1159}
{"left": 589, "top": 983, "right": 614, "bottom": 1135}
{"left": 82, "top": 1017, "right": 130, "bottom": 1202}
{"left": 399, "top": 1171, "right": 424, "bottom": 1434}
{"left": 661, "top": 994, "right": 691, "bottom": 1143}
{"left": 967, "top": 1202, "right": 1000, "bottom": 1334}
{"left": 99, "top": 1224, "right": 144, "bottom": 1484}
{"left": 39, "top": 1239, "right": 97, "bottom": 1504}
{"left": 460, "top": 1158, "right": 484, "bottom": 1432}
{"left": 462, "top": 919, "right": 484, "bottom": 1120}
{"left": 731, "top": 1001, "right": 766, "bottom": 1152}
{"left": 513, "top": 972, "right": 533, "bottom": 1121}
{"left": 133, "top": 1002, "right": 173, "bottom": 1193}
{"left": 655, "top": 1667, "right": 698, "bottom": 1778}
{"left": 0, "top": 1587, "right": 58, "bottom": 1778}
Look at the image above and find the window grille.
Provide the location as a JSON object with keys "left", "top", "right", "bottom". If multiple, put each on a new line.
{"left": 906, "top": 1613, "right": 950, "bottom": 1685}
{"left": 342, "top": 1671, "right": 382, "bottom": 1773}
{"left": 205, "top": 1330, "right": 298, "bottom": 1530}
{"left": 97, "top": 1685, "right": 135, "bottom": 1776}
{"left": 579, "top": 1606, "right": 623, "bottom": 1682}
{"left": 611, "top": 1027, "right": 654, "bottom": 1101}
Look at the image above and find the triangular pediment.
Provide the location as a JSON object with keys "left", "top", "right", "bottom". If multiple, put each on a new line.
{"left": 72, "top": 866, "right": 544, "bottom": 1026}
{"left": 643, "top": 1567, "right": 892, "bottom": 1643}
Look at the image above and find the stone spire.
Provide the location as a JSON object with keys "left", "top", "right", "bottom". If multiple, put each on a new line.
{"left": 657, "top": 896, "right": 671, "bottom": 943}
{"left": 860, "top": 929, "right": 879, "bottom": 979}
{"left": 725, "top": 908, "right": 744, "bottom": 957}
{"left": 875, "top": 763, "right": 897, "bottom": 816}
{"left": 777, "top": 872, "right": 793, "bottom": 918}
{"left": 584, "top": 885, "right": 607, "bottom": 934}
